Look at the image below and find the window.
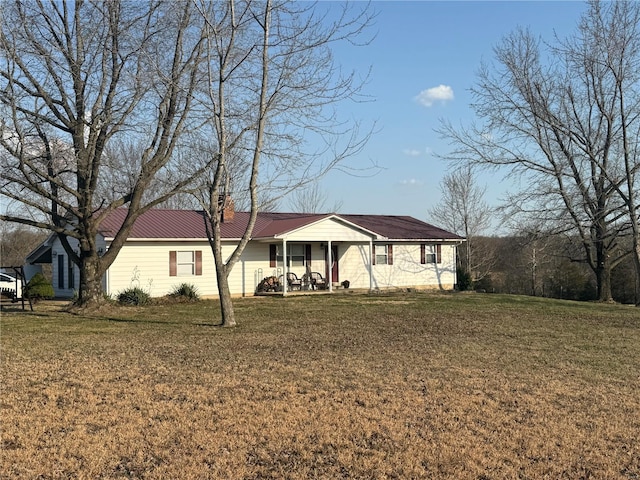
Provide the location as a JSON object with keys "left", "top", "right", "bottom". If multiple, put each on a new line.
{"left": 373, "top": 244, "right": 393, "bottom": 265}
{"left": 425, "top": 246, "right": 437, "bottom": 263}
{"left": 68, "top": 256, "right": 75, "bottom": 289}
{"left": 375, "top": 245, "right": 388, "bottom": 265}
{"left": 275, "top": 244, "right": 306, "bottom": 267}
{"left": 289, "top": 244, "right": 305, "bottom": 267}
{"left": 177, "top": 251, "right": 195, "bottom": 275}
{"left": 57, "top": 254, "right": 65, "bottom": 289}
{"left": 421, "top": 244, "right": 442, "bottom": 264}
{"left": 170, "top": 251, "right": 202, "bottom": 276}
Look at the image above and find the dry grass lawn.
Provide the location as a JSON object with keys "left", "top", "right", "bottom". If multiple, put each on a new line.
{"left": 1, "top": 292, "right": 639, "bottom": 479}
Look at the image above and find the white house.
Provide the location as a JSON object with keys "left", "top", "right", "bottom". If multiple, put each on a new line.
{"left": 26, "top": 204, "right": 464, "bottom": 298}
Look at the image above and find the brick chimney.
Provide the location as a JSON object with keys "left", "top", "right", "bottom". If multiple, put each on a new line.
{"left": 219, "top": 195, "right": 235, "bottom": 223}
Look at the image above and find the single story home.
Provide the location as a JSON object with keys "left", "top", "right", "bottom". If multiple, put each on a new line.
{"left": 26, "top": 202, "right": 464, "bottom": 298}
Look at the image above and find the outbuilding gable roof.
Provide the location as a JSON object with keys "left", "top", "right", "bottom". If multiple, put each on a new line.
{"left": 97, "top": 209, "right": 463, "bottom": 242}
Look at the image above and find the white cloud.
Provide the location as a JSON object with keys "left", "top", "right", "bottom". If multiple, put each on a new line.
{"left": 414, "top": 84, "right": 454, "bottom": 107}
{"left": 399, "top": 178, "right": 423, "bottom": 187}
{"left": 403, "top": 148, "right": 422, "bottom": 157}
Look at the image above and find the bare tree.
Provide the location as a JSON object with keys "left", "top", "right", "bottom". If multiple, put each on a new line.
{"left": 439, "top": 0, "right": 640, "bottom": 302}
{"left": 0, "top": 0, "right": 207, "bottom": 306}
{"left": 428, "top": 165, "right": 495, "bottom": 283}
{"left": 288, "top": 181, "right": 343, "bottom": 214}
{"left": 578, "top": 1, "right": 640, "bottom": 305}
{"left": 195, "top": 0, "right": 374, "bottom": 326}
{"left": 0, "top": 223, "right": 48, "bottom": 268}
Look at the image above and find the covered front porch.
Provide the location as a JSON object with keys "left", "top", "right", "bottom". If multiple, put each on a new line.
{"left": 253, "top": 240, "right": 372, "bottom": 296}
{"left": 252, "top": 215, "right": 378, "bottom": 296}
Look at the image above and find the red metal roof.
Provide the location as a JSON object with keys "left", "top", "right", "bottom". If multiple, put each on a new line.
{"left": 340, "top": 214, "right": 461, "bottom": 240}
{"left": 98, "top": 209, "right": 463, "bottom": 241}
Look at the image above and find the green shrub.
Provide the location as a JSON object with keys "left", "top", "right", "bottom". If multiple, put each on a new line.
{"left": 117, "top": 287, "right": 151, "bottom": 306}
{"left": 26, "top": 273, "right": 54, "bottom": 301}
{"left": 456, "top": 267, "right": 473, "bottom": 291}
{"left": 170, "top": 283, "right": 200, "bottom": 301}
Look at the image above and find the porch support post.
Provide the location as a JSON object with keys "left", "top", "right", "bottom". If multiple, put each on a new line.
{"left": 282, "top": 239, "right": 288, "bottom": 296}
{"left": 369, "top": 239, "right": 373, "bottom": 291}
{"left": 328, "top": 240, "right": 333, "bottom": 293}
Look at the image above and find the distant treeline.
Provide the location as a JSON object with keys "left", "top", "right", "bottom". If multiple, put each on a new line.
{"left": 462, "top": 236, "right": 637, "bottom": 305}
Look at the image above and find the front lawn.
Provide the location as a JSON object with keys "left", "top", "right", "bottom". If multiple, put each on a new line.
{"left": 1, "top": 293, "right": 638, "bottom": 479}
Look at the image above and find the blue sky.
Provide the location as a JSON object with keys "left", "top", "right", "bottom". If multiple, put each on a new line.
{"left": 313, "top": 1, "right": 589, "bottom": 221}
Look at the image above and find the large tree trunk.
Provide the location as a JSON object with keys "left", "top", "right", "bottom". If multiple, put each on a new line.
{"left": 594, "top": 259, "right": 613, "bottom": 303}
{"left": 595, "top": 268, "right": 613, "bottom": 302}
{"left": 77, "top": 254, "right": 105, "bottom": 307}
{"left": 216, "top": 267, "right": 236, "bottom": 327}
{"left": 592, "top": 214, "right": 613, "bottom": 303}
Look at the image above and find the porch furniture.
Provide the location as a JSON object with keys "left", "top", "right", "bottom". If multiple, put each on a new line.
{"left": 281, "top": 272, "right": 302, "bottom": 291}
{"left": 256, "top": 276, "right": 280, "bottom": 293}
{"left": 310, "top": 272, "right": 327, "bottom": 290}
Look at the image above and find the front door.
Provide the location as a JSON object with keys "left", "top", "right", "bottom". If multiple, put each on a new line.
{"left": 325, "top": 245, "right": 339, "bottom": 284}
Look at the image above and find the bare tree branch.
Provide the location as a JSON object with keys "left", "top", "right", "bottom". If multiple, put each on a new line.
{"left": 193, "top": 0, "right": 375, "bottom": 326}
{"left": 438, "top": 1, "right": 640, "bottom": 302}
{"left": 1, "top": 0, "right": 208, "bottom": 306}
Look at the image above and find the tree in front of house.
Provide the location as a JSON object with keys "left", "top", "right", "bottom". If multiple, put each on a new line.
{"left": 193, "top": 0, "right": 374, "bottom": 326}
{"left": 0, "top": 1, "right": 207, "bottom": 306}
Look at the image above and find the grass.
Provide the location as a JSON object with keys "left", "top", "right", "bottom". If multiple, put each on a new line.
{"left": 1, "top": 292, "right": 639, "bottom": 479}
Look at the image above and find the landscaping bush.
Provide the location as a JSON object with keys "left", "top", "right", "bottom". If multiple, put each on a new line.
{"left": 25, "top": 273, "right": 54, "bottom": 301}
{"left": 170, "top": 283, "right": 200, "bottom": 301}
{"left": 456, "top": 266, "right": 473, "bottom": 291}
{"left": 117, "top": 287, "right": 151, "bottom": 306}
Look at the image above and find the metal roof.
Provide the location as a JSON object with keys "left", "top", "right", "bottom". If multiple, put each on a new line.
{"left": 97, "top": 209, "right": 464, "bottom": 241}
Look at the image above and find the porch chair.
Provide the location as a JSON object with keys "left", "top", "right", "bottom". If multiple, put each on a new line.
{"left": 310, "top": 272, "right": 327, "bottom": 290}
{"left": 285, "top": 272, "right": 303, "bottom": 291}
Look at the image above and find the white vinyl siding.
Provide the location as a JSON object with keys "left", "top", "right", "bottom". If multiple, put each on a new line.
{"left": 104, "top": 241, "right": 457, "bottom": 298}
{"left": 339, "top": 243, "right": 457, "bottom": 291}
{"left": 283, "top": 217, "right": 372, "bottom": 242}
{"left": 107, "top": 242, "right": 274, "bottom": 298}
